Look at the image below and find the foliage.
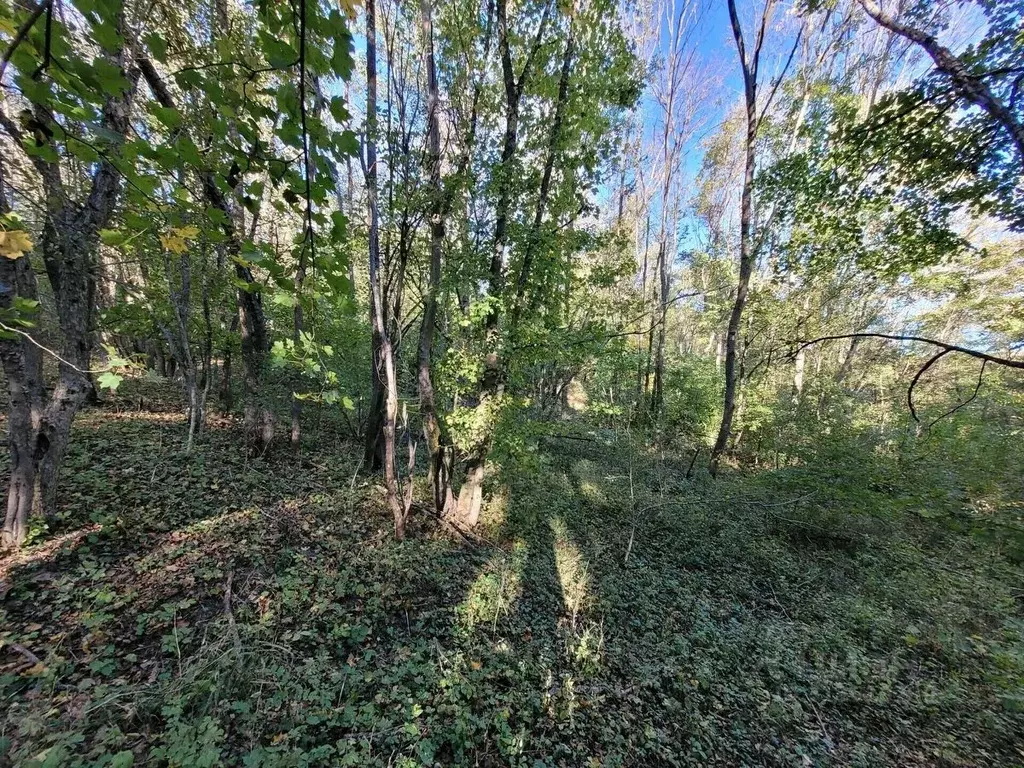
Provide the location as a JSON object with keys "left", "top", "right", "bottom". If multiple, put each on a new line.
{"left": 0, "top": 381, "right": 1021, "bottom": 766}
{"left": 0, "top": 0, "right": 1022, "bottom": 764}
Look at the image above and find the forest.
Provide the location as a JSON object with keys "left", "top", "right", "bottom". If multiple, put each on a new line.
{"left": 0, "top": 0, "right": 1022, "bottom": 764}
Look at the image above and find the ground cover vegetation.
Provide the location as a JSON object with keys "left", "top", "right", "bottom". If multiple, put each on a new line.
{"left": 0, "top": 0, "right": 1022, "bottom": 764}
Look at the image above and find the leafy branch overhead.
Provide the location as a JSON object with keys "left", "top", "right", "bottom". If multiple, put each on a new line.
{"left": 0, "top": 0, "right": 1022, "bottom": 764}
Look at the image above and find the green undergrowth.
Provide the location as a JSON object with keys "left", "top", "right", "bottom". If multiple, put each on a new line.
{"left": 1, "top": 385, "right": 1022, "bottom": 766}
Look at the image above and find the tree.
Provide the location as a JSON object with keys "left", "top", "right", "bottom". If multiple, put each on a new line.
{"left": 418, "top": 0, "right": 457, "bottom": 518}
{"left": 709, "top": 0, "right": 775, "bottom": 476}
{"left": 0, "top": 1, "right": 139, "bottom": 546}
{"left": 365, "top": 0, "right": 407, "bottom": 537}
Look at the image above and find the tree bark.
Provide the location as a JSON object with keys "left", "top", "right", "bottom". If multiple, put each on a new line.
{"left": 0, "top": 57, "right": 139, "bottom": 546}
{"left": 418, "top": 0, "right": 457, "bottom": 518}
{"left": 366, "top": 0, "right": 406, "bottom": 537}
{"left": 710, "top": 0, "right": 772, "bottom": 476}
{"left": 857, "top": 0, "right": 1024, "bottom": 164}
{"left": 0, "top": 251, "right": 44, "bottom": 548}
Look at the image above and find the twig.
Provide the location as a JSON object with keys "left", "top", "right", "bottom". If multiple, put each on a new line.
{"left": 538, "top": 432, "right": 596, "bottom": 442}
{"left": 0, "top": 0, "right": 52, "bottom": 85}
{"left": 805, "top": 697, "right": 834, "bottom": 755}
{"left": 765, "top": 581, "right": 790, "bottom": 620}
{"left": 685, "top": 447, "right": 700, "bottom": 479}
{"left": 732, "top": 490, "right": 819, "bottom": 509}
{"left": 28, "top": 0, "right": 52, "bottom": 80}
{"left": 492, "top": 564, "right": 507, "bottom": 632}
{"left": 796, "top": 332, "right": 1020, "bottom": 422}
{"left": 0, "top": 322, "right": 120, "bottom": 374}
{"left": 10, "top": 643, "right": 41, "bottom": 666}
{"left": 927, "top": 359, "right": 987, "bottom": 429}
{"left": 223, "top": 570, "right": 243, "bottom": 665}
{"left": 907, "top": 348, "right": 952, "bottom": 422}
{"left": 410, "top": 501, "right": 487, "bottom": 548}
{"left": 795, "top": 332, "right": 1024, "bottom": 370}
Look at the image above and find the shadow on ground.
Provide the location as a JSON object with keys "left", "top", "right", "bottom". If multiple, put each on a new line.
{"left": 1, "top": 382, "right": 1022, "bottom": 766}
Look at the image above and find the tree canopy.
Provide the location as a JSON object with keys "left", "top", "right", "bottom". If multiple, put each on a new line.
{"left": 0, "top": 0, "right": 1022, "bottom": 764}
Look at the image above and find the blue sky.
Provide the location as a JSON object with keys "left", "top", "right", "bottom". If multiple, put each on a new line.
{"left": 633, "top": 0, "right": 806, "bottom": 253}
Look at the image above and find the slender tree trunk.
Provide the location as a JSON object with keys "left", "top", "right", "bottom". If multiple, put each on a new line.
{"left": 710, "top": 0, "right": 770, "bottom": 476}
{"left": 511, "top": 15, "right": 575, "bottom": 326}
{"left": 455, "top": 0, "right": 552, "bottom": 527}
{"left": 199, "top": 246, "right": 213, "bottom": 427}
{"left": 418, "top": 0, "right": 457, "bottom": 518}
{"left": 650, "top": 238, "right": 669, "bottom": 414}
{"left": 793, "top": 347, "right": 806, "bottom": 398}
{"left": 160, "top": 242, "right": 200, "bottom": 451}
{"left": 835, "top": 337, "right": 860, "bottom": 384}
{"left": 366, "top": 0, "right": 406, "bottom": 537}
{"left": 793, "top": 294, "right": 810, "bottom": 401}
{"left": 291, "top": 246, "right": 307, "bottom": 450}
{"left": 648, "top": 5, "right": 688, "bottom": 419}
{"left": 637, "top": 212, "right": 652, "bottom": 403}
{"left": 220, "top": 318, "right": 235, "bottom": 413}
{"left": 143, "top": 52, "right": 274, "bottom": 455}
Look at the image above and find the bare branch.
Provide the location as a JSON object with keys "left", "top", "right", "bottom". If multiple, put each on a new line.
{"left": 927, "top": 360, "right": 987, "bottom": 429}
{"left": 907, "top": 348, "right": 952, "bottom": 422}
{"left": 795, "top": 332, "right": 1024, "bottom": 370}
{"left": 0, "top": 0, "right": 52, "bottom": 85}
{"left": 797, "top": 332, "right": 1021, "bottom": 422}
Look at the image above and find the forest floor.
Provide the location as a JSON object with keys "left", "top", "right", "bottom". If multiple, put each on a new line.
{"left": 1, "top": 380, "right": 1023, "bottom": 767}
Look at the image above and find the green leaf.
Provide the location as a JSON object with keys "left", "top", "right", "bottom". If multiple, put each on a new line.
{"left": 152, "top": 106, "right": 182, "bottom": 130}
{"left": 97, "top": 370, "right": 123, "bottom": 391}
{"left": 338, "top": 130, "right": 359, "bottom": 157}
{"left": 264, "top": 39, "right": 298, "bottom": 69}
{"left": 329, "top": 96, "right": 350, "bottom": 124}
{"left": 272, "top": 292, "right": 298, "bottom": 308}
{"left": 145, "top": 33, "right": 168, "bottom": 62}
{"left": 99, "top": 229, "right": 129, "bottom": 246}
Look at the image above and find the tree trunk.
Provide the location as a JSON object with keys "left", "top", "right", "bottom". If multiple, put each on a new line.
{"left": 138, "top": 55, "right": 273, "bottom": 455}
{"left": 650, "top": 239, "right": 669, "bottom": 414}
{"left": 418, "top": 0, "right": 457, "bottom": 518}
{"left": 710, "top": 0, "right": 769, "bottom": 476}
{"left": 366, "top": 0, "right": 406, "bottom": 537}
{"left": 0, "top": 34, "right": 139, "bottom": 546}
{"left": 0, "top": 253, "right": 44, "bottom": 548}
{"left": 220, "top": 321, "right": 234, "bottom": 413}
{"left": 456, "top": 0, "right": 553, "bottom": 527}
{"left": 291, "top": 234, "right": 307, "bottom": 449}
{"left": 512, "top": 14, "right": 575, "bottom": 326}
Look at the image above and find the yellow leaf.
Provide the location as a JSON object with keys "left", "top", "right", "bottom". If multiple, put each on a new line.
{"left": 159, "top": 233, "right": 187, "bottom": 253}
{"left": 0, "top": 229, "right": 33, "bottom": 260}
{"left": 173, "top": 225, "right": 201, "bottom": 239}
{"left": 338, "top": 0, "right": 361, "bottom": 21}
{"left": 470, "top": 659, "right": 482, "bottom": 671}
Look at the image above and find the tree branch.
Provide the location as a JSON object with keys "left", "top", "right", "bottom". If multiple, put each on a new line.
{"left": 0, "top": 0, "right": 52, "bottom": 85}
{"left": 797, "top": 332, "right": 1021, "bottom": 422}
{"left": 857, "top": 0, "right": 1024, "bottom": 163}
{"left": 795, "top": 332, "right": 1024, "bottom": 370}
{"left": 907, "top": 348, "right": 951, "bottom": 422}
{"left": 927, "top": 359, "right": 987, "bottom": 429}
